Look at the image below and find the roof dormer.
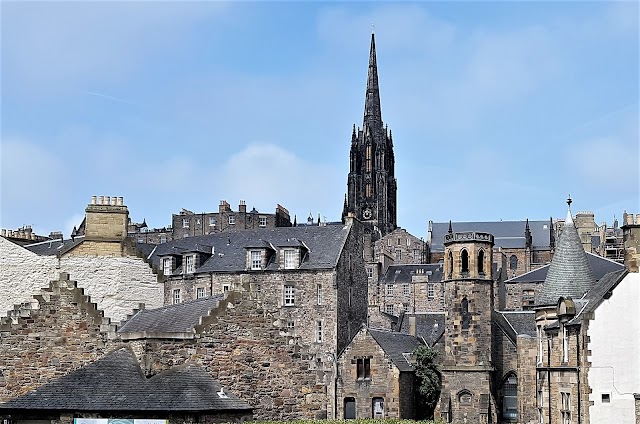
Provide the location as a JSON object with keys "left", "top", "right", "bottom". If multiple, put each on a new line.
{"left": 278, "top": 239, "right": 309, "bottom": 270}
{"left": 245, "top": 240, "right": 275, "bottom": 271}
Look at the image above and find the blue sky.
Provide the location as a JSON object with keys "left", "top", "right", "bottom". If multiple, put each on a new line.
{"left": 1, "top": 1, "right": 638, "bottom": 239}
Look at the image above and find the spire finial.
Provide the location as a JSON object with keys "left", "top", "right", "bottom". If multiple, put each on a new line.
{"left": 567, "top": 194, "right": 572, "bottom": 208}
{"left": 372, "top": 21, "right": 375, "bottom": 34}
{"left": 448, "top": 220, "right": 453, "bottom": 234}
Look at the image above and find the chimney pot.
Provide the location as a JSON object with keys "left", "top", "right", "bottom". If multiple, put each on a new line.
{"left": 91, "top": 196, "right": 97, "bottom": 205}
{"left": 1, "top": 229, "right": 6, "bottom": 237}
{"left": 118, "top": 196, "right": 123, "bottom": 206}
{"left": 99, "top": 196, "right": 104, "bottom": 205}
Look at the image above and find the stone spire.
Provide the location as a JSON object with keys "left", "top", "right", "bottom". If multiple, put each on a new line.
{"left": 363, "top": 32, "right": 382, "bottom": 134}
{"left": 536, "top": 197, "right": 596, "bottom": 306}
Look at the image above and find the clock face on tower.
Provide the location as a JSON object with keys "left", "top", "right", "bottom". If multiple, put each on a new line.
{"left": 363, "top": 208, "right": 372, "bottom": 220}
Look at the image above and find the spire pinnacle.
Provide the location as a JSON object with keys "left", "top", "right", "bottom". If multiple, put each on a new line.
{"left": 364, "top": 32, "right": 382, "bottom": 129}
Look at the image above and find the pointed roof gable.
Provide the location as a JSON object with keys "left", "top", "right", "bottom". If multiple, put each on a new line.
{"left": 536, "top": 201, "right": 596, "bottom": 306}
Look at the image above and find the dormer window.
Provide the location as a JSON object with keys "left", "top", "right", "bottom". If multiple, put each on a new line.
{"left": 229, "top": 215, "right": 236, "bottom": 225}
{"left": 182, "top": 218, "right": 189, "bottom": 228}
{"left": 251, "top": 250, "right": 262, "bottom": 270}
{"left": 163, "top": 257, "right": 173, "bottom": 276}
{"left": 185, "top": 254, "right": 195, "bottom": 274}
{"left": 284, "top": 249, "right": 298, "bottom": 269}
{"left": 259, "top": 216, "right": 267, "bottom": 227}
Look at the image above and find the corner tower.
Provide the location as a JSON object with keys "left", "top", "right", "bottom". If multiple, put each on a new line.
{"left": 438, "top": 229, "right": 496, "bottom": 423}
{"left": 343, "top": 32, "right": 397, "bottom": 238}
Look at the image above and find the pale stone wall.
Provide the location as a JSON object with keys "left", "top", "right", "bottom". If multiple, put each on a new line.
{"left": 0, "top": 238, "right": 162, "bottom": 322}
{"left": 0, "top": 237, "right": 58, "bottom": 315}
{"left": 588, "top": 272, "right": 640, "bottom": 424}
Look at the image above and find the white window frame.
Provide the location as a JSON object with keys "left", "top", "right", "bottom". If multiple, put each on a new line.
{"left": 173, "top": 288, "right": 181, "bottom": 305}
{"left": 196, "top": 287, "right": 205, "bottom": 299}
{"left": 316, "top": 320, "right": 323, "bottom": 343}
{"left": 228, "top": 215, "right": 235, "bottom": 225}
{"left": 562, "top": 324, "right": 569, "bottom": 363}
{"left": 185, "top": 254, "right": 195, "bottom": 274}
{"left": 251, "top": 250, "right": 262, "bottom": 270}
{"left": 284, "top": 249, "right": 297, "bottom": 269}
{"left": 385, "top": 304, "right": 394, "bottom": 315}
{"left": 317, "top": 284, "right": 323, "bottom": 305}
{"left": 413, "top": 249, "right": 420, "bottom": 261}
{"left": 284, "top": 284, "right": 295, "bottom": 306}
{"left": 163, "top": 258, "right": 172, "bottom": 276}
{"left": 386, "top": 284, "right": 393, "bottom": 296}
{"left": 403, "top": 284, "right": 410, "bottom": 296}
{"left": 259, "top": 216, "right": 267, "bottom": 227}
{"left": 286, "top": 320, "right": 295, "bottom": 332}
{"left": 395, "top": 249, "right": 402, "bottom": 260}
{"left": 182, "top": 218, "right": 189, "bottom": 228}
{"left": 209, "top": 216, "right": 216, "bottom": 227}
{"left": 367, "top": 267, "right": 373, "bottom": 279}
{"left": 427, "top": 283, "right": 435, "bottom": 299}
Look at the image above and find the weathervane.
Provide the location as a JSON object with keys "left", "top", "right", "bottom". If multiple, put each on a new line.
{"left": 567, "top": 194, "right": 572, "bottom": 208}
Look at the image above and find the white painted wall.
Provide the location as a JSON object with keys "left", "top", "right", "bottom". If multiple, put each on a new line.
{"left": 0, "top": 237, "right": 163, "bottom": 322}
{"left": 588, "top": 272, "right": 640, "bottom": 424}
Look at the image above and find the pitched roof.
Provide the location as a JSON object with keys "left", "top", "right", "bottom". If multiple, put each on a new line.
{"left": 0, "top": 348, "right": 252, "bottom": 412}
{"left": 149, "top": 224, "right": 350, "bottom": 274}
{"left": 369, "top": 328, "right": 423, "bottom": 372}
{"left": 493, "top": 311, "right": 536, "bottom": 344}
{"left": 118, "top": 295, "right": 224, "bottom": 335}
{"left": 567, "top": 269, "right": 628, "bottom": 325}
{"left": 23, "top": 237, "right": 84, "bottom": 256}
{"left": 506, "top": 252, "right": 624, "bottom": 284}
{"left": 380, "top": 264, "right": 444, "bottom": 285}
{"left": 536, "top": 207, "right": 596, "bottom": 306}
{"left": 397, "top": 312, "right": 445, "bottom": 347}
{"left": 429, "top": 220, "right": 552, "bottom": 252}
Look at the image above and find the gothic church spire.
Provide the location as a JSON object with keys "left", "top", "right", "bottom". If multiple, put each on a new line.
{"left": 364, "top": 32, "right": 383, "bottom": 133}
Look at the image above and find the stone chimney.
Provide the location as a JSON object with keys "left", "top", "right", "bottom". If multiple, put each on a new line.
{"left": 409, "top": 316, "right": 417, "bottom": 337}
{"left": 239, "top": 200, "right": 247, "bottom": 213}
{"left": 84, "top": 195, "right": 129, "bottom": 242}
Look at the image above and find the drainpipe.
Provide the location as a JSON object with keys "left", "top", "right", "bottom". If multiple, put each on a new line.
{"left": 547, "top": 337, "right": 551, "bottom": 424}
{"left": 577, "top": 329, "right": 581, "bottom": 424}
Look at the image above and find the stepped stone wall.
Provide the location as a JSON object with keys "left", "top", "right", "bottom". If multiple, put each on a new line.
{"left": 0, "top": 238, "right": 162, "bottom": 322}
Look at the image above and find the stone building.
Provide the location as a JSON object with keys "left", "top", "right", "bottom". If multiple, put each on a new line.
{"left": 0, "top": 225, "right": 61, "bottom": 246}
{"left": 342, "top": 33, "right": 397, "bottom": 239}
{"left": 621, "top": 211, "right": 640, "bottom": 272}
{"left": 0, "top": 347, "right": 253, "bottom": 424}
{"left": 335, "top": 325, "right": 423, "bottom": 419}
{"left": 526, "top": 199, "right": 640, "bottom": 424}
{"left": 378, "top": 263, "right": 444, "bottom": 316}
{"left": 0, "top": 196, "right": 163, "bottom": 322}
{"left": 152, "top": 215, "right": 368, "bottom": 354}
{"left": 428, "top": 219, "right": 554, "bottom": 279}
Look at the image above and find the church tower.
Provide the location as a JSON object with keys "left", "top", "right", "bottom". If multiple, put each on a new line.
{"left": 343, "top": 32, "right": 397, "bottom": 238}
{"left": 438, "top": 228, "right": 496, "bottom": 423}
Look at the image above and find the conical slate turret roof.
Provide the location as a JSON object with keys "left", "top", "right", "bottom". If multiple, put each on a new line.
{"left": 535, "top": 200, "right": 596, "bottom": 306}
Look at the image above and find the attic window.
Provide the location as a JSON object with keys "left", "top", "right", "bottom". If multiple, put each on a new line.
{"left": 251, "top": 250, "right": 262, "bottom": 270}
{"left": 185, "top": 255, "right": 195, "bottom": 274}
{"left": 356, "top": 357, "right": 371, "bottom": 379}
{"left": 284, "top": 249, "right": 297, "bottom": 269}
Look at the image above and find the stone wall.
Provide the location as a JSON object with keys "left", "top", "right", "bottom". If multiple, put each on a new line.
{"left": 502, "top": 281, "right": 541, "bottom": 311}
{"left": 336, "top": 327, "right": 410, "bottom": 419}
{"left": 0, "top": 237, "right": 163, "bottom": 322}
{"left": 126, "top": 295, "right": 329, "bottom": 421}
{"left": 0, "top": 273, "right": 114, "bottom": 402}
{"left": 516, "top": 335, "right": 538, "bottom": 424}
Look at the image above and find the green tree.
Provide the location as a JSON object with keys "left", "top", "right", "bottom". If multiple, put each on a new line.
{"left": 413, "top": 345, "right": 441, "bottom": 418}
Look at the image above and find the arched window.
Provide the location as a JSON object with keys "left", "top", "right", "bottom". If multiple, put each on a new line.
{"left": 501, "top": 373, "right": 518, "bottom": 422}
{"left": 461, "top": 249, "right": 469, "bottom": 275}
{"left": 366, "top": 144, "right": 372, "bottom": 172}
{"left": 509, "top": 255, "right": 518, "bottom": 270}
{"left": 478, "top": 249, "right": 485, "bottom": 274}
{"left": 447, "top": 251, "right": 453, "bottom": 279}
{"left": 458, "top": 389, "right": 473, "bottom": 404}
{"left": 461, "top": 297, "right": 470, "bottom": 329}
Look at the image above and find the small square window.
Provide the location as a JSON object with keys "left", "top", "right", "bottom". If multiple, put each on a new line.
{"left": 601, "top": 393, "right": 610, "bottom": 403}
{"left": 228, "top": 215, "right": 235, "bottom": 225}
{"left": 196, "top": 287, "right": 205, "bottom": 299}
{"left": 209, "top": 217, "right": 216, "bottom": 226}
{"left": 385, "top": 304, "right": 394, "bottom": 315}
{"left": 259, "top": 216, "right": 267, "bottom": 227}
{"left": 286, "top": 320, "right": 295, "bottom": 332}
{"left": 182, "top": 218, "right": 189, "bottom": 228}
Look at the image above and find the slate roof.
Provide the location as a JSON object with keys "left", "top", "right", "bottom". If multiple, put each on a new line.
{"left": 429, "top": 220, "right": 552, "bottom": 252}
{"left": 397, "top": 313, "right": 445, "bottom": 347}
{"left": 566, "top": 269, "right": 628, "bottom": 326}
{"left": 536, "top": 209, "right": 596, "bottom": 306}
{"left": 149, "top": 224, "right": 350, "bottom": 274}
{"left": 118, "top": 295, "right": 224, "bottom": 334}
{"left": 0, "top": 348, "right": 252, "bottom": 412}
{"left": 369, "top": 328, "right": 424, "bottom": 372}
{"left": 506, "top": 252, "right": 624, "bottom": 284}
{"left": 23, "top": 237, "right": 84, "bottom": 256}
{"left": 493, "top": 311, "right": 536, "bottom": 344}
{"left": 381, "top": 264, "right": 444, "bottom": 284}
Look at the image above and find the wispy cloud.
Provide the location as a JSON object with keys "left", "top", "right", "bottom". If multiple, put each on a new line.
{"left": 81, "top": 91, "right": 138, "bottom": 107}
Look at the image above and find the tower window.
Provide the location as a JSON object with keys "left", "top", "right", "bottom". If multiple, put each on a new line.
{"left": 478, "top": 249, "right": 485, "bottom": 274}
{"left": 510, "top": 255, "right": 518, "bottom": 270}
{"left": 366, "top": 144, "right": 372, "bottom": 172}
{"left": 447, "top": 251, "right": 453, "bottom": 279}
{"left": 366, "top": 182, "right": 371, "bottom": 197}
{"left": 461, "top": 249, "right": 469, "bottom": 275}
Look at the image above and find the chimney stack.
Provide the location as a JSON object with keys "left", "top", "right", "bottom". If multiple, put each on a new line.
{"left": 409, "top": 316, "right": 417, "bottom": 337}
